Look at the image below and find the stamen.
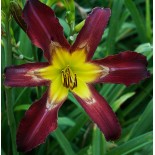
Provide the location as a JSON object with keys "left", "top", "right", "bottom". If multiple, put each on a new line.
{"left": 66, "top": 76, "right": 69, "bottom": 87}
{"left": 61, "top": 66, "right": 77, "bottom": 90}
{"left": 74, "top": 74, "right": 77, "bottom": 87}
{"left": 61, "top": 70, "right": 65, "bottom": 84}
{"left": 64, "top": 75, "right": 67, "bottom": 87}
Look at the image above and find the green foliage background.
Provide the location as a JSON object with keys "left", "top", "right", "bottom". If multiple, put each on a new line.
{"left": 1, "top": 0, "right": 153, "bottom": 155}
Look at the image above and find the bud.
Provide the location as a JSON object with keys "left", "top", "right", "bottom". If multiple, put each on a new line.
{"left": 10, "top": 1, "right": 27, "bottom": 32}
{"left": 64, "top": 0, "right": 75, "bottom": 32}
{"left": 56, "top": 2, "right": 64, "bottom": 8}
{"left": 74, "top": 20, "right": 85, "bottom": 33}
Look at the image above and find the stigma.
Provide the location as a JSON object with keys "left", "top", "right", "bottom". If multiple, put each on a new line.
{"left": 61, "top": 66, "right": 77, "bottom": 90}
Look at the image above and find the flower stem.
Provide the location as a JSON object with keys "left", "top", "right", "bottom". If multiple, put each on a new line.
{"left": 12, "top": 49, "right": 34, "bottom": 62}
{"left": 63, "top": 0, "right": 75, "bottom": 44}
{"left": 4, "top": 15, "right": 19, "bottom": 155}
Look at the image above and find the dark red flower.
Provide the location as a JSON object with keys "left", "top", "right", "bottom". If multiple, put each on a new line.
{"left": 4, "top": 0, "right": 150, "bottom": 152}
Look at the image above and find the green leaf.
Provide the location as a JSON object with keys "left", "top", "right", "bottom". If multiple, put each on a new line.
{"left": 77, "top": 146, "right": 90, "bottom": 155}
{"left": 123, "top": 81, "right": 152, "bottom": 116}
{"left": 124, "top": 0, "right": 147, "bottom": 42}
{"left": 108, "top": 85, "right": 126, "bottom": 105}
{"left": 46, "top": 0, "right": 59, "bottom": 6}
{"left": 58, "top": 117, "right": 75, "bottom": 127}
{"left": 2, "top": 0, "right": 10, "bottom": 15}
{"left": 1, "top": 148, "right": 6, "bottom": 155}
{"left": 14, "top": 87, "right": 28, "bottom": 105}
{"left": 106, "top": 0, "right": 123, "bottom": 55}
{"left": 145, "top": 0, "right": 152, "bottom": 42}
{"left": 66, "top": 113, "right": 88, "bottom": 141}
{"left": 18, "top": 30, "right": 33, "bottom": 60}
{"left": 92, "top": 126, "right": 106, "bottom": 155}
{"left": 68, "top": 92, "right": 82, "bottom": 109}
{"left": 106, "top": 131, "right": 153, "bottom": 155}
{"left": 116, "top": 22, "right": 135, "bottom": 41}
{"left": 14, "top": 104, "right": 30, "bottom": 111}
{"left": 129, "top": 99, "right": 153, "bottom": 138}
{"left": 112, "top": 92, "right": 135, "bottom": 112}
{"left": 99, "top": 84, "right": 115, "bottom": 99}
{"left": 59, "top": 18, "right": 70, "bottom": 36}
{"left": 52, "top": 127, "right": 76, "bottom": 155}
{"left": 135, "top": 43, "right": 153, "bottom": 60}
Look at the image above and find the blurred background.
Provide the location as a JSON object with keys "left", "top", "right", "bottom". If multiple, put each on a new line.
{"left": 1, "top": 0, "right": 153, "bottom": 155}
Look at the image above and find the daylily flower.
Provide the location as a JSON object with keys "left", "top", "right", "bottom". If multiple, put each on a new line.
{"left": 4, "top": 0, "right": 150, "bottom": 152}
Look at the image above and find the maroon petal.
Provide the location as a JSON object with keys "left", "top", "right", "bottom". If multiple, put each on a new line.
{"left": 4, "top": 62, "right": 49, "bottom": 87}
{"left": 23, "top": 0, "right": 70, "bottom": 61}
{"left": 71, "top": 7, "right": 111, "bottom": 60}
{"left": 17, "top": 90, "right": 64, "bottom": 152}
{"left": 74, "top": 85, "right": 121, "bottom": 141}
{"left": 94, "top": 51, "right": 150, "bottom": 86}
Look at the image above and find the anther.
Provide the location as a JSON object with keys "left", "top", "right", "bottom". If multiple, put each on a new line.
{"left": 61, "top": 66, "right": 77, "bottom": 90}
{"left": 74, "top": 74, "right": 77, "bottom": 87}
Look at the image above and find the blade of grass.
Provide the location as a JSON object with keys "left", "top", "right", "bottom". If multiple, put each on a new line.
{"left": 118, "top": 9, "right": 130, "bottom": 29}
{"left": 1, "top": 148, "right": 6, "bottom": 155}
{"left": 66, "top": 113, "right": 89, "bottom": 141}
{"left": 69, "top": 107, "right": 83, "bottom": 118}
{"left": 68, "top": 92, "right": 82, "bottom": 109}
{"left": 14, "top": 87, "right": 28, "bottom": 105}
{"left": 123, "top": 81, "right": 152, "bottom": 116}
{"left": 92, "top": 126, "right": 106, "bottom": 155}
{"left": 49, "top": 113, "right": 88, "bottom": 154}
{"left": 112, "top": 92, "right": 135, "bottom": 112}
{"left": 52, "top": 127, "right": 76, "bottom": 155}
{"left": 116, "top": 22, "right": 136, "bottom": 41}
{"left": 123, "top": 115, "right": 140, "bottom": 127}
{"left": 58, "top": 117, "right": 75, "bottom": 127}
{"left": 108, "top": 85, "right": 126, "bottom": 105}
{"left": 106, "top": 0, "right": 123, "bottom": 55}
{"left": 14, "top": 104, "right": 30, "bottom": 111}
{"left": 135, "top": 43, "right": 153, "bottom": 60}
{"left": 146, "top": 0, "right": 152, "bottom": 42}
{"left": 46, "top": 0, "right": 58, "bottom": 6}
{"left": 124, "top": 0, "right": 147, "bottom": 42}
{"left": 106, "top": 131, "right": 153, "bottom": 155}
{"left": 77, "top": 146, "right": 90, "bottom": 155}
{"left": 129, "top": 99, "right": 153, "bottom": 138}
{"left": 99, "top": 84, "right": 115, "bottom": 98}
{"left": 59, "top": 18, "right": 70, "bottom": 36}
{"left": 18, "top": 30, "right": 33, "bottom": 59}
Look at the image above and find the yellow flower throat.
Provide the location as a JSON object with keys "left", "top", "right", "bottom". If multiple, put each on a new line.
{"left": 32, "top": 47, "right": 107, "bottom": 103}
